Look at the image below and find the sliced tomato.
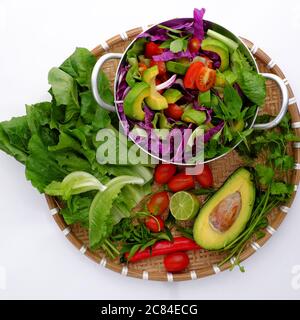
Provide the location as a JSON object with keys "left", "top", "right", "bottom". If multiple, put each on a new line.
{"left": 164, "top": 104, "right": 184, "bottom": 121}
{"left": 147, "top": 191, "right": 170, "bottom": 215}
{"left": 201, "top": 56, "right": 213, "bottom": 69}
{"left": 150, "top": 60, "right": 166, "bottom": 76}
{"left": 195, "top": 67, "right": 216, "bottom": 92}
{"left": 138, "top": 62, "right": 147, "bottom": 74}
{"left": 195, "top": 164, "right": 213, "bottom": 188}
{"left": 145, "top": 42, "right": 163, "bottom": 58}
{"left": 183, "top": 61, "right": 204, "bottom": 89}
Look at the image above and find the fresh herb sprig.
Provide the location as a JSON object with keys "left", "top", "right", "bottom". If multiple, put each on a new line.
{"left": 219, "top": 114, "right": 299, "bottom": 270}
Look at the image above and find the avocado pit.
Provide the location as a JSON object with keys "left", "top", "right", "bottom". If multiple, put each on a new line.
{"left": 209, "top": 191, "right": 241, "bottom": 233}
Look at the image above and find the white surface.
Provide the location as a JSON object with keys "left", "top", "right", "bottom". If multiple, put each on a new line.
{"left": 0, "top": 0, "right": 300, "bottom": 300}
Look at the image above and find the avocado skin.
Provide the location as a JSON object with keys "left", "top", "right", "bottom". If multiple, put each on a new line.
{"left": 193, "top": 167, "right": 256, "bottom": 250}
{"left": 123, "top": 82, "right": 150, "bottom": 121}
{"left": 201, "top": 37, "right": 230, "bottom": 71}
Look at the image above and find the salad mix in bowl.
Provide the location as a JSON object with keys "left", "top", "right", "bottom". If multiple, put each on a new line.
{"left": 116, "top": 8, "right": 266, "bottom": 163}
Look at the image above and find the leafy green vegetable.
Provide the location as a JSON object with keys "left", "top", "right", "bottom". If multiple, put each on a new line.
{"left": 126, "top": 38, "right": 147, "bottom": 61}
{"left": 231, "top": 49, "right": 266, "bottom": 106}
{"left": 170, "top": 38, "right": 188, "bottom": 53}
{"left": 223, "top": 84, "right": 243, "bottom": 119}
{"left": 89, "top": 175, "right": 144, "bottom": 249}
{"left": 0, "top": 116, "right": 31, "bottom": 163}
{"left": 126, "top": 64, "right": 142, "bottom": 87}
{"left": 45, "top": 171, "right": 107, "bottom": 200}
{"left": 60, "top": 47, "right": 96, "bottom": 88}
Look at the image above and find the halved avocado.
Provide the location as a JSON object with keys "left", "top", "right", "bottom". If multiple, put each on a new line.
{"left": 201, "top": 37, "right": 229, "bottom": 71}
{"left": 193, "top": 168, "right": 255, "bottom": 250}
{"left": 123, "top": 82, "right": 150, "bottom": 121}
{"left": 142, "top": 66, "right": 168, "bottom": 111}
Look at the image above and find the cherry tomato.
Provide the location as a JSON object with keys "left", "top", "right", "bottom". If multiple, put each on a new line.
{"left": 145, "top": 216, "right": 164, "bottom": 233}
{"left": 164, "top": 252, "right": 190, "bottom": 272}
{"left": 195, "top": 164, "right": 213, "bottom": 188}
{"left": 168, "top": 173, "right": 195, "bottom": 192}
{"left": 154, "top": 164, "right": 177, "bottom": 184}
{"left": 164, "top": 104, "right": 184, "bottom": 121}
{"left": 150, "top": 60, "right": 166, "bottom": 76}
{"left": 183, "top": 61, "right": 204, "bottom": 89}
{"left": 145, "top": 42, "right": 163, "bottom": 58}
{"left": 195, "top": 67, "right": 216, "bottom": 92}
{"left": 188, "top": 37, "right": 201, "bottom": 53}
{"left": 147, "top": 191, "right": 170, "bottom": 215}
{"left": 138, "top": 62, "right": 147, "bottom": 74}
{"left": 201, "top": 56, "right": 213, "bottom": 69}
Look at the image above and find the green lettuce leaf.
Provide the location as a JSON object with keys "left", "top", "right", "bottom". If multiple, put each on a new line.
{"left": 0, "top": 116, "right": 31, "bottom": 163}
{"left": 25, "top": 134, "right": 67, "bottom": 192}
{"left": 89, "top": 175, "right": 144, "bottom": 249}
{"left": 60, "top": 47, "right": 96, "bottom": 88}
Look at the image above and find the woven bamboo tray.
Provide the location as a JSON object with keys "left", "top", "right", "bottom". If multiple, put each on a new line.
{"left": 45, "top": 28, "right": 300, "bottom": 281}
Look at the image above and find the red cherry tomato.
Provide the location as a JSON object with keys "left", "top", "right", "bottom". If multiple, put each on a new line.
{"left": 150, "top": 60, "right": 166, "bottom": 76}
{"left": 145, "top": 42, "right": 163, "bottom": 58}
{"left": 147, "top": 191, "right": 170, "bottom": 215}
{"left": 201, "top": 56, "right": 213, "bottom": 69}
{"left": 188, "top": 37, "right": 201, "bottom": 53}
{"left": 168, "top": 173, "right": 195, "bottom": 192}
{"left": 145, "top": 216, "right": 164, "bottom": 233}
{"left": 154, "top": 164, "right": 177, "bottom": 184}
{"left": 164, "top": 104, "right": 184, "bottom": 121}
{"left": 195, "top": 164, "right": 213, "bottom": 188}
{"left": 183, "top": 61, "right": 204, "bottom": 89}
{"left": 138, "top": 62, "right": 147, "bottom": 74}
{"left": 164, "top": 252, "right": 190, "bottom": 272}
{"left": 195, "top": 67, "right": 216, "bottom": 92}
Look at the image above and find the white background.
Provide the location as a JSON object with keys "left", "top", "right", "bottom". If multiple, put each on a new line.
{"left": 0, "top": 0, "right": 300, "bottom": 300}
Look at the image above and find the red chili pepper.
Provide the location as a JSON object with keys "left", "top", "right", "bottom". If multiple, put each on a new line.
{"left": 125, "top": 237, "right": 201, "bottom": 262}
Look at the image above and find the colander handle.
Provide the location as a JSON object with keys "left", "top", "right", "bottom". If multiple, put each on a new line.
{"left": 253, "top": 73, "right": 289, "bottom": 130}
{"left": 91, "top": 53, "right": 122, "bottom": 112}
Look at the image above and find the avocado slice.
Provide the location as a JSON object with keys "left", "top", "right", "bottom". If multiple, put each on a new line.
{"left": 166, "top": 61, "right": 189, "bottom": 75}
{"left": 142, "top": 66, "right": 168, "bottom": 111}
{"left": 123, "top": 82, "right": 150, "bottom": 121}
{"left": 198, "top": 90, "right": 211, "bottom": 107}
{"left": 193, "top": 168, "right": 255, "bottom": 250}
{"left": 201, "top": 37, "right": 229, "bottom": 71}
{"left": 163, "top": 89, "right": 183, "bottom": 104}
{"left": 181, "top": 106, "right": 206, "bottom": 125}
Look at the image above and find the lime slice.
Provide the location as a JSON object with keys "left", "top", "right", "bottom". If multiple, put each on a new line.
{"left": 170, "top": 191, "right": 200, "bottom": 221}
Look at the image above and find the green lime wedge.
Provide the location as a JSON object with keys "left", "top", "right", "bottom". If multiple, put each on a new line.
{"left": 170, "top": 191, "right": 200, "bottom": 221}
